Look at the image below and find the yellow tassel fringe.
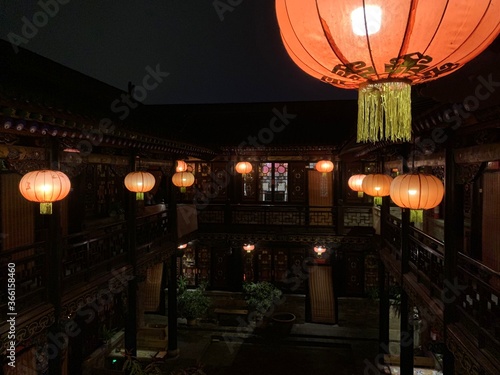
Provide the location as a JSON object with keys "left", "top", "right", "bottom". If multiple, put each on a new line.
{"left": 357, "top": 81, "right": 412, "bottom": 143}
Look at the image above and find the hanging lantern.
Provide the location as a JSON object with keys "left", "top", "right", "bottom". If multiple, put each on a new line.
{"left": 176, "top": 160, "right": 188, "bottom": 172}
{"left": 19, "top": 170, "right": 71, "bottom": 214}
{"left": 243, "top": 243, "right": 255, "bottom": 253}
{"left": 362, "top": 173, "right": 393, "bottom": 205}
{"left": 124, "top": 171, "right": 156, "bottom": 200}
{"left": 313, "top": 245, "right": 327, "bottom": 256}
{"left": 315, "top": 160, "right": 334, "bottom": 173}
{"left": 235, "top": 161, "right": 253, "bottom": 174}
{"left": 390, "top": 173, "right": 444, "bottom": 222}
{"left": 275, "top": 1, "right": 500, "bottom": 143}
{"left": 172, "top": 171, "right": 195, "bottom": 193}
{"left": 348, "top": 174, "right": 366, "bottom": 197}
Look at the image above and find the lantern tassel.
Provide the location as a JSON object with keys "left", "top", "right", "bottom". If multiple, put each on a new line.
{"left": 40, "top": 202, "right": 52, "bottom": 215}
{"left": 410, "top": 209, "right": 423, "bottom": 223}
{"left": 357, "top": 81, "right": 412, "bottom": 143}
{"left": 136, "top": 192, "right": 144, "bottom": 200}
{"left": 374, "top": 197, "right": 382, "bottom": 206}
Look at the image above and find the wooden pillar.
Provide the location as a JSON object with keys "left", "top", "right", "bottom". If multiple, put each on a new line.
{"left": 334, "top": 159, "right": 344, "bottom": 235}
{"left": 443, "top": 140, "right": 459, "bottom": 374}
{"left": 399, "top": 144, "right": 413, "bottom": 375}
{"left": 48, "top": 140, "right": 64, "bottom": 375}
{"left": 400, "top": 208, "right": 414, "bottom": 375}
{"left": 124, "top": 154, "right": 138, "bottom": 356}
{"left": 167, "top": 160, "right": 179, "bottom": 357}
{"left": 378, "top": 261, "right": 390, "bottom": 356}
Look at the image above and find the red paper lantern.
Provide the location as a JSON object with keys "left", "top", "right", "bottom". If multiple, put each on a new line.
{"left": 19, "top": 170, "right": 71, "bottom": 214}
{"left": 348, "top": 174, "right": 366, "bottom": 192}
{"left": 315, "top": 160, "right": 334, "bottom": 173}
{"left": 362, "top": 174, "right": 393, "bottom": 197}
{"left": 276, "top": 1, "right": 500, "bottom": 142}
{"left": 235, "top": 161, "right": 253, "bottom": 174}
{"left": 124, "top": 171, "right": 156, "bottom": 200}
{"left": 172, "top": 171, "right": 195, "bottom": 193}
{"left": 390, "top": 173, "right": 444, "bottom": 210}
{"left": 243, "top": 244, "right": 255, "bottom": 253}
{"left": 176, "top": 160, "right": 188, "bottom": 172}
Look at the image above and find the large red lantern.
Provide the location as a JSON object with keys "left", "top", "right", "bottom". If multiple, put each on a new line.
{"left": 235, "top": 161, "right": 253, "bottom": 174}
{"left": 390, "top": 173, "right": 444, "bottom": 210}
{"left": 315, "top": 160, "right": 334, "bottom": 173}
{"left": 275, "top": 1, "right": 500, "bottom": 143}
{"left": 348, "top": 174, "right": 366, "bottom": 197}
{"left": 362, "top": 174, "right": 393, "bottom": 205}
{"left": 19, "top": 170, "right": 71, "bottom": 214}
{"left": 124, "top": 171, "right": 156, "bottom": 200}
{"left": 172, "top": 171, "right": 195, "bottom": 193}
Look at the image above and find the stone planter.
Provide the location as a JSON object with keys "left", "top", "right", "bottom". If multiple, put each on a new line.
{"left": 270, "top": 312, "right": 296, "bottom": 337}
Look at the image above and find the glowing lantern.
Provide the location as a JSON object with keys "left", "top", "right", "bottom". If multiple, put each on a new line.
{"left": 178, "top": 243, "right": 188, "bottom": 249}
{"left": 176, "top": 160, "right": 188, "bottom": 172}
{"left": 348, "top": 174, "right": 366, "bottom": 197}
{"left": 243, "top": 244, "right": 255, "bottom": 253}
{"left": 390, "top": 173, "right": 444, "bottom": 222}
{"left": 314, "top": 245, "right": 327, "bottom": 256}
{"left": 19, "top": 170, "right": 71, "bottom": 214}
{"left": 315, "top": 160, "right": 334, "bottom": 173}
{"left": 124, "top": 171, "right": 155, "bottom": 200}
{"left": 235, "top": 161, "right": 253, "bottom": 174}
{"left": 362, "top": 174, "right": 393, "bottom": 205}
{"left": 275, "top": 1, "right": 500, "bottom": 143}
{"left": 172, "top": 171, "right": 195, "bottom": 193}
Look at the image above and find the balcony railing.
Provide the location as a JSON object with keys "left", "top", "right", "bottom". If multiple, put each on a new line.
{"left": 62, "top": 221, "right": 128, "bottom": 288}
{"left": 456, "top": 253, "right": 500, "bottom": 356}
{"left": 197, "top": 204, "right": 336, "bottom": 229}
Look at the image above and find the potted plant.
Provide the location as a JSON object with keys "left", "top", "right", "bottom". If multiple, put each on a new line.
{"left": 177, "top": 277, "right": 211, "bottom": 325}
{"left": 243, "top": 281, "right": 283, "bottom": 324}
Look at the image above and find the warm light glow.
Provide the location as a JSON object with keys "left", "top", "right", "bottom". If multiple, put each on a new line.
{"left": 315, "top": 160, "right": 334, "bottom": 173}
{"left": 351, "top": 5, "right": 382, "bottom": 36}
{"left": 176, "top": 160, "right": 188, "bottom": 172}
{"left": 172, "top": 171, "right": 195, "bottom": 192}
{"left": 124, "top": 171, "right": 156, "bottom": 200}
{"left": 19, "top": 170, "right": 71, "bottom": 214}
{"left": 314, "top": 245, "right": 326, "bottom": 255}
{"left": 235, "top": 161, "right": 253, "bottom": 174}
{"left": 362, "top": 174, "right": 393, "bottom": 197}
{"left": 348, "top": 174, "right": 366, "bottom": 191}
{"left": 390, "top": 173, "right": 444, "bottom": 210}
{"left": 243, "top": 244, "right": 255, "bottom": 253}
{"left": 178, "top": 243, "right": 188, "bottom": 249}
{"left": 275, "top": 0, "right": 500, "bottom": 142}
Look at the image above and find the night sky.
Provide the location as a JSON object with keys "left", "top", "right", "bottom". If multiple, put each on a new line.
{"left": 0, "top": 0, "right": 357, "bottom": 105}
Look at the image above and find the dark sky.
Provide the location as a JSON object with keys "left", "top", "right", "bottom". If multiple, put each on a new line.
{"left": 0, "top": 0, "right": 357, "bottom": 105}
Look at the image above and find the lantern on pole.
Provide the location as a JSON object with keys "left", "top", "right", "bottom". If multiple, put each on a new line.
{"left": 172, "top": 171, "right": 195, "bottom": 193}
{"left": 124, "top": 171, "right": 156, "bottom": 200}
{"left": 275, "top": 0, "right": 500, "bottom": 143}
{"left": 19, "top": 170, "right": 71, "bottom": 214}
